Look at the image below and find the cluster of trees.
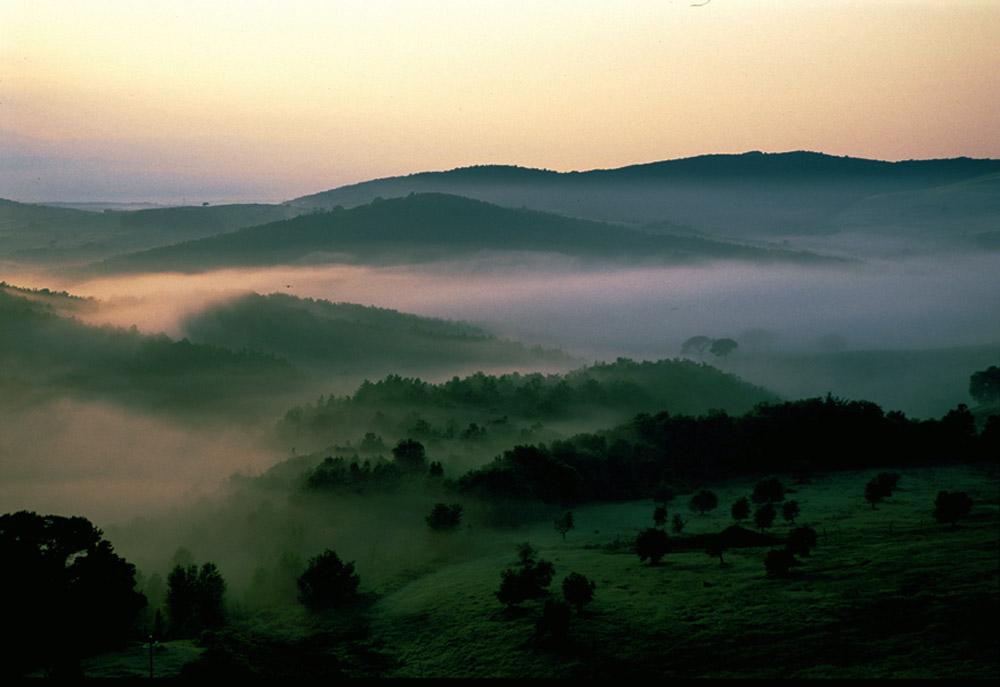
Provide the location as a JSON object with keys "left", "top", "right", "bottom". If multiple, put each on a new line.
{"left": 864, "top": 471, "right": 902, "bottom": 509}
{"left": 456, "top": 396, "right": 995, "bottom": 509}
{"left": 681, "top": 336, "right": 739, "bottom": 359}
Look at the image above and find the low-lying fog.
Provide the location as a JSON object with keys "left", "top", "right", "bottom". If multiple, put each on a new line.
{"left": 42, "top": 253, "right": 1000, "bottom": 360}
{"left": 6, "top": 253, "right": 998, "bottom": 528}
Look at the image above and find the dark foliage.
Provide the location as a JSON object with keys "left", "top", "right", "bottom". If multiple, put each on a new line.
{"left": 933, "top": 491, "right": 973, "bottom": 526}
{"left": 392, "top": 438, "right": 427, "bottom": 474}
{"left": 297, "top": 550, "right": 360, "bottom": 611}
{"left": 561, "top": 572, "right": 596, "bottom": 609}
{"left": 554, "top": 511, "right": 575, "bottom": 540}
{"left": 653, "top": 505, "right": 668, "bottom": 527}
{"left": 636, "top": 528, "right": 670, "bottom": 565}
{"left": 751, "top": 476, "right": 786, "bottom": 503}
{"left": 166, "top": 562, "right": 227, "bottom": 637}
{"left": 764, "top": 549, "right": 799, "bottom": 577}
{"left": 731, "top": 496, "right": 750, "bottom": 522}
{"left": 969, "top": 366, "right": 1000, "bottom": 404}
{"left": 496, "top": 544, "right": 556, "bottom": 608}
{"left": 0, "top": 511, "right": 146, "bottom": 676}
{"left": 425, "top": 503, "right": 463, "bottom": 531}
{"left": 781, "top": 500, "right": 800, "bottom": 524}
{"left": 754, "top": 502, "right": 777, "bottom": 531}
{"left": 865, "top": 476, "right": 892, "bottom": 509}
{"left": 535, "top": 599, "right": 572, "bottom": 644}
{"left": 786, "top": 526, "right": 819, "bottom": 557}
{"left": 672, "top": 514, "right": 687, "bottom": 534}
{"left": 689, "top": 488, "right": 719, "bottom": 514}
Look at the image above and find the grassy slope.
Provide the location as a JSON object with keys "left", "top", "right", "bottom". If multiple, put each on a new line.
{"left": 365, "top": 463, "right": 997, "bottom": 678}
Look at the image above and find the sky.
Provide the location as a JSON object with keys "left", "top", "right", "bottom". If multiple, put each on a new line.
{"left": 2, "top": 0, "right": 999, "bottom": 203}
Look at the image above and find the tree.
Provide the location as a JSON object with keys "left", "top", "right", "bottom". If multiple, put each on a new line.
{"left": 764, "top": 549, "right": 797, "bottom": 577}
{"left": 689, "top": 488, "right": 718, "bottom": 514}
{"left": 554, "top": 511, "right": 574, "bottom": 541}
{"left": 0, "top": 511, "right": 147, "bottom": 675}
{"left": 786, "top": 526, "right": 818, "bottom": 557}
{"left": 752, "top": 476, "right": 785, "bottom": 504}
{"left": 653, "top": 505, "right": 668, "bottom": 527}
{"left": 561, "top": 572, "right": 596, "bottom": 609}
{"left": 780, "top": 500, "right": 800, "bottom": 524}
{"left": 681, "top": 335, "right": 712, "bottom": 358}
{"left": 731, "top": 496, "right": 750, "bottom": 522}
{"left": 754, "top": 502, "right": 777, "bottom": 531}
{"left": 635, "top": 528, "right": 670, "bottom": 565}
{"left": 426, "top": 503, "right": 463, "bottom": 531}
{"left": 297, "top": 549, "right": 360, "bottom": 610}
{"left": 710, "top": 338, "right": 738, "bottom": 359}
{"left": 969, "top": 365, "right": 1000, "bottom": 404}
{"left": 166, "top": 562, "right": 227, "bottom": 636}
{"left": 671, "top": 513, "right": 687, "bottom": 534}
{"left": 864, "top": 477, "right": 889, "bottom": 509}
{"left": 933, "top": 491, "right": 972, "bottom": 527}
{"left": 705, "top": 535, "right": 727, "bottom": 566}
{"left": 392, "top": 438, "right": 427, "bottom": 475}
{"left": 496, "top": 543, "right": 555, "bottom": 608}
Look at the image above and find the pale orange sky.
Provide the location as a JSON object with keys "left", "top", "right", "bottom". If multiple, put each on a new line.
{"left": 2, "top": 0, "right": 999, "bottom": 202}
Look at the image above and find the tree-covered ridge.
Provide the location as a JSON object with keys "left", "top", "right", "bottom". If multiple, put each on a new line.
{"left": 181, "top": 292, "right": 569, "bottom": 377}
{"left": 0, "top": 285, "right": 299, "bottom": 415}
{"left": 456, "top": 396, "right": 997, "bottom": 507}
{"left": 92, "top": 193, "right": 836, "bottom": 274}
{"left": 274, "top": 357, "right": 779, "bottom": 459}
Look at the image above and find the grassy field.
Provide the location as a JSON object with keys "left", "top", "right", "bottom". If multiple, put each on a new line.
{"left": 80, "top": 462, "right": 997, "bottom": 678}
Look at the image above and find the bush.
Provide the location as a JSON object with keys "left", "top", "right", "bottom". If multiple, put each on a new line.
{"left": 635, "top": 527, "right": 670, "bottom": 565}
{"left": 296, "top": 550, "right": 360, "bottom": 610}
{"left": 786, "top": 526, "right": 818, "bottom": 557}
{"left": 754, "top": 502, "right": 777, "bottom": 531}
{"left": 653, "top": 505, "right": 668, "bottom": 527}
{"left": 864, "top": 477, "right": 889, "bottom": 509}
{"left": 496, "top": 543, "right": 555, "bottom": 608}
{"left": 561, "top": 572, "right": 596, "bottom": 609}
{"left": 780, "top": 500, "right": 800, "bottom": 524}
{"left": 426, "top": 503, "right": 463, "bottom": 531}
{"left": 731, "top": 496, "right": 750, "bottom": 522}
{"left": 752, "top": 476, "right": 785, "bottom": 504}
{"left": 689, "top": 489, "right": 718, "bottom": 514}
{"left": 933, "top": 491, "right": 973, "bottom": 526}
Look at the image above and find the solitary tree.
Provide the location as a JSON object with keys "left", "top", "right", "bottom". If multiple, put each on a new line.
{"left": 671, "top": 513, "right": 687, "bottom": 534}
{"left": 786, "top": 526, "right": 818, "bottom": 557}
{"left": 754, "top": 502, "right": 777, "bottom": 531}
{"left": 636, "top": 528, "right": 670, "bottom": 565}
{"left": 297, "top": 549, "right": 360, "bottom": 610}
{"left": 681, "top": 335, "right": 713, "bottom": 358}
{"left": 969, "top": 365, "right": 1000, "bottom": 404}
{"left": 731, "top": 496, "right": 751, "bottom": 522}
{"left": 710, "top": 338, "right": 738, "bottom": 359}
{"left": 561, "top": 572, "right": 596, "bottom": 609}
{"left": 781, "top": 500, "right": 800, "bottom": 524}
{"left": 496, "top": 543, "right": 555, "bottom": 609}
{"left": 554, "top": 511, "right": 574, "bottom": 541}
{"left": 426, "top": 503, "right": 463, "bottom": 531}
{"left": 752, "top": 476, "right": 786, "bottom": 504}
{"left": 689, "top": 489, "right": 719, "bottom": 514}
{"left": 864, "top": 477, "right": 889, "bottom": 509}
{"left": 653, "top": 505, "right": 668, "bottom": 527}
{"left": 392, "top": 438, "right": 427, "bottom": 475}
{"left": 933, "top": 491, "right": 972, "bottom": 527}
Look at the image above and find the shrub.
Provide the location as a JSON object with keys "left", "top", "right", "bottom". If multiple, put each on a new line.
{"left": 864, "top": 477, "right": 889, "bottom": 509}
{"left": 636, "top": 528, "right": 670, "bottom": 565}
{"left": 752, "top": 476, "right": 785, "bottom": 504}
{"left": 689, "top": 489, "right": 718, "bottom": 514}
{"left": 933, "top": 491, "right": 972, "bottom": 526}
{"left": 426, "top": 503, "right": 463, "bottom": 531}
{"left": 561, "top": 572, "right": 596, "bottom": 609}
{"left": 496, "top": 543, "right": 555, "bottom": 608}
{"left": 296, "top": 550, "right": 360, "bottom": 610}
{"left": 754, "top": 502, "right": 777, "bottom": 531}
{"left": 786, "top": 526, "right": 818, "bottom": 557}
{"left": 780, "top": 500, "right": 800, "bottom": 524}
{"left": 653, "top": 505, "right": 668, "bottom": 527}
{"left": 731, "top": 496, "right": 750, "bottom": 522}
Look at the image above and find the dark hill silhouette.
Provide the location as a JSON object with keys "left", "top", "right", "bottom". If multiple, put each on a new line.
{"left": 289, "top": 152, "right": 1000, "bottom": 240}
{"left": 92, "top": 192, "right": 835, "bottom": 274}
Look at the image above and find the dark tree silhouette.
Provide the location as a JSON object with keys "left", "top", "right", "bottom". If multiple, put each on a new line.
{"left": 653, "top": 505, "right": 668, "bottom": 527}
{"left": 636, "top": 527, "right": 670, "bottom": 565}
{"left": 496, "top": 543, "right": 555, "bottom": 609}
{"left": 554, "top": 511, "right": 574, "bottom": 541}
{"left": 710, "top": 338, "right": 738, "bottom": 358}
{"left": 561, "top": 572, "right": 596, "bottom": 609}
{"left": 933, "top": 491, "right": 973, "bottom": 527}
{"left": 535, "top": 599, "right": 572, "bottom": 644}
{"left": 681, "top": 335, "right": 712, "bottom": 357}
{"left": 786, "top": 526, "right": 818, "bottom": 557}
{"left": 781, "top": 500, "right": 800, "bottom": 524}
{"left": 392, "top": 438, "right": 427, "bottom": 474}
{"left": 752, "top": 476, "right": 786, "bottom": 504}
{"left": 765, "top": 549, "right": 798, "bottom": 577}
{"left": 969, "top": 365, "right": 1000, "bottom": 404}
{"left": 864, "top": 477, "right": 889, "bottom": 509}
{"left": 166, "top": 562, "right": 227, "bottom": 636}
{"left": 754, "top": 502, "right": 777, "bottom": 531}
{"left": 0, "top": 511, "right": 146, "bottom": 676}
{"left": 426, "top": 503, "right": 463, "bottom": 531}
{"left": 296, "top": 549, "right": 360, "bottom": 610}
{"left": 731, "top": 496, "right": 750, "bottom": 522}
{"left": 705, "top": 535, "right": 728, "bottom": 565}
{"left": 689, "top": 488, "right": 719, "bottom": 514}
{"left": 672, "top": 513, "right": 687, "bottom": 534}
